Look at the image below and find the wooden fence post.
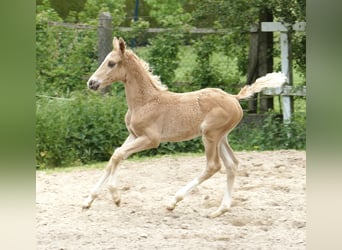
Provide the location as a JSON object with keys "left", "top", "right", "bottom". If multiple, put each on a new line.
{"left": 247, "top": 25, "right": 259, "bottom": 114}
{"left": 98, "top": 12, "right": 112, "bottom": 93}
{"left": 98, "top": 12, "right": 112, "bottom": 64}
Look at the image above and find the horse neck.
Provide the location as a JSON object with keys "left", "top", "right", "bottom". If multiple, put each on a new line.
{"left": 123, "top": 63, "right": 161, "bottom": 110}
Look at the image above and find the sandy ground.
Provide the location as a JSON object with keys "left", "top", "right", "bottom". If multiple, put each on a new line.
{"left": 36, "top": 150, "right": 306, "bottom": 249}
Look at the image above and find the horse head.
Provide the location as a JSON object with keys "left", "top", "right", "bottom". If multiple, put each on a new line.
{"left": 87, "top": 37, "right": 127, "bottom": 91}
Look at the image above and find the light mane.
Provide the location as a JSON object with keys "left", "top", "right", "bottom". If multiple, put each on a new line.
{"left": 125, "top": 50, "right": 168, "bottom": 91}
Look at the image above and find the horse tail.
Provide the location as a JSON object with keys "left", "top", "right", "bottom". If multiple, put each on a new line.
{"left": 234, "top": 72, "right": 287, "bottom": 100}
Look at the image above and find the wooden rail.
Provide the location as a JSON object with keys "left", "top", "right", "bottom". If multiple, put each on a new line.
{"left": 262, "top": 85, "right": 306, "bottom": 97}
{"left": 47, "top": 21, "right": 233, "bottom": 34}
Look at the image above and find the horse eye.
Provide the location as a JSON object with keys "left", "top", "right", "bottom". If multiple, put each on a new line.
{"left": 108, "top": 61, "right": 116, "bottom": 68}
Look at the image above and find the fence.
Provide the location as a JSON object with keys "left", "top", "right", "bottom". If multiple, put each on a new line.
{"left": 41, "top": 15, "right": 246, "bottom": 98}
{"left": 38, "top": 13, "right": 306, "bottom": 120}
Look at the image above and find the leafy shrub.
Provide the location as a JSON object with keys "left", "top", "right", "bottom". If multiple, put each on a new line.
{"left": 36, "top": 90, "right": 205, "bottom": 167}
{"left": 36, "top": 92, "right": 128, "bottom": 167}
{"left": 36, "top": 92, "right": 305, "bottom": 168}
{"left": 36, "top": 10, "right": 98, "bottom": 97}
{"left": 192, "top": 37, "right": 221, "bottom": 89}
{"left": 230, "top": 111, "right": 306, "bottom": 151}
{"left": 147, "top": 33, "right": 181, "bottom": 85}
{"left": 191, "top": 35, "right": 243, "bottom": 93}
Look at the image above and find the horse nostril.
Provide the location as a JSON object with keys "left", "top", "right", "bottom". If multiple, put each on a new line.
{"left": 87, "top": 78, "right": 101, "bottom": 91}
{"left": 88, "top": 79, "right": 97, "bottom": 90}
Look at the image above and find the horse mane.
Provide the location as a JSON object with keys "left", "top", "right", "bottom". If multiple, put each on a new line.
{"left": 125, "top": 50, "right": 168, "bottom": 91}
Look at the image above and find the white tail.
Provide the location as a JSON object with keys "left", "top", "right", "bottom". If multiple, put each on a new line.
{"left": 235, "top": 72, "right": 287, "bottom": 100}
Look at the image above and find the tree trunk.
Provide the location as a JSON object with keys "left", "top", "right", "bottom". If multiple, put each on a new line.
{"left": 247, "top": 25, "right": 258, "bottom": 113}
{"left": 258, "top": 8, "right": 274, "bottom": 113}
{"left": 247, "top": 8, "right": 274, "bottom": 113}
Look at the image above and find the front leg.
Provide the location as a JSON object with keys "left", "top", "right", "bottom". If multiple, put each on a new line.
{"left": 83, "top": 131, "right": 160, "bottom": 210}
{"left": 106, "top": 134, "right": 160, "bottom": 206}
{"left": 82, "top": 162, "right": 111, "bottom": 210}
{"left": 82, "top": 134, "right": 136, "bottom": 210}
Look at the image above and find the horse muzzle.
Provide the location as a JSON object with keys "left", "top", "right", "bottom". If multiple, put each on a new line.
{"left": 87, "top": 79, "right": 100, "bottom": 91}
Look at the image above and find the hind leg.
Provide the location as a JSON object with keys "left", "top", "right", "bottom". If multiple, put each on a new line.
{"left": 208, "top": 136, "right": 239, "bottom": 218}
{"left": 167, "top": 133, "right": 222, "bottom": 211}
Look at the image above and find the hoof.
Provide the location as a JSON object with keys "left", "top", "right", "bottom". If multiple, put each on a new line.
{"left": 167, "top": 195, "right": 183, "bottom": 211}
{"left": 108, "top": 185, "right": 121, "bottom": 207}
{"left": 166, "top": 206, "right": 174, "bottom": 211}
{"left": 82, "top": 205, "right": 90, "bottom": 211}
{"left": 166, "top": 203, "right": 176, "bottom": 211}
{"left": 207, "top": 211, "right": 221, "bottom": 218}
{"left": 82, "top": 200, "right": 92, "bottom": 211}
{"left": 82, "top": 196, "right": 95, "bottom": 211}
{"left": 114, "top": 198, "right": 121, "bottom": 207}
{"left": 207, "top": 207, "right": 229, "bottom": 218}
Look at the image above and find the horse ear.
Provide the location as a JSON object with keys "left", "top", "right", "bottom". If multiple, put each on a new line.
{"left": 113, "top": 37, "right": 120, "bottom": 51}
{"left": 119, "top": 37, "right": 126, "bottom": 55}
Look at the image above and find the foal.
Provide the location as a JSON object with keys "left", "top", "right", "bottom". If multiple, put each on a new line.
{"left": 82, "top": 37, "right": 286, "bottom": 218}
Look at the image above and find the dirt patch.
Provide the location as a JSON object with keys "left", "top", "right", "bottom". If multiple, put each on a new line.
{"left": 36, "top": 150, "right": 306, "bottom": 249}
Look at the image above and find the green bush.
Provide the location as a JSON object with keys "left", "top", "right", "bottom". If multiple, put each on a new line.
{"left": 147, "top": 33, "right": 181, "bottom": 85}
{"left": 35, "top": 90, "right": 205, "bottom": 167}
{"left": 192, "top": 37, "right": 221, "bottom": 89}
{"left": 191, "top": 35, "right": 243, "bottom": 93}
{"left": 229, "top": 111, "right": 306, "bottom": 151}
{"left": 36, "top": 92, "right": 128, "bottom": 167}
{"left": 36, "top": 11, "right": 98, "bottom": 97}
{"left": 36, "top": 92, "right": 305, "bottom": 168}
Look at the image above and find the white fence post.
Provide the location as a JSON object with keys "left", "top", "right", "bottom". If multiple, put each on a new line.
{"left": 280, "top": 29, "right": 293, "bottom": 123}
{"left": 261, "top": 22, "right": 305, "bottom": 123}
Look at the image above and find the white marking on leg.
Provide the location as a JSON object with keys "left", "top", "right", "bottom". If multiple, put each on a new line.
{"left": 108, "top": 164, "right": 121, "bottom": 206}
{"left": 167, "top": 178, "right": 199, "bottom": 210}
{"left": 82, "top": 167, "right": 111, "bottom": 209}
{"left": 208, "top": 183, "right": 232, "bottom": 218}
{"left": 219, "top": 184, "right": 232, "bottom": 211}
{"left": 207, "top": 138, "right": 237, "bottom": 218}
{"left": 176, "top": 178, "right": 199, "bottom": 199}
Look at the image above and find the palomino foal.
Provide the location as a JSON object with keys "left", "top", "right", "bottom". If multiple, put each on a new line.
{"left": 83, "top": 37, "right": 286, "bottom": 218}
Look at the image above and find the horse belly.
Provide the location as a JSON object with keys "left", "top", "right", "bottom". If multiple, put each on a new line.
{"left": 160, "top": 110, "right": 202, "bottom": 142}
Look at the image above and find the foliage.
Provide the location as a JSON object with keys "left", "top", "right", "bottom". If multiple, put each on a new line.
{"left": 230, "top": 111, "right": 306, "bottom": 151}
{"left": 145, "top": 0, "right": 192, "bottom": 28}
{"left": 192, "top": 0, "right": 305, "bottom": 29}
{"left": 36, "top": 92, "right": 128, "bottom": 167}
{"left": 37, "top": 0, "right": 126, "bottom": 25}
{"left": 147, "top": 34, "right": 181, "bottom": 85}
{"left": 192, "top": 0, "right": 306, "bottom": 77}
{"left": 191, "top": 37, "right": 219, "bottom": 88}
{"left": 35, "top": 0, "right": 306, "bottom": 168}
{"left": 292, "top": 33, "right": 306, "bottom": 77}
{"left": 49, "top": 0, "right": 87, "bottom": 21}
{"left": 78, "top": 0, "right": 126, "bottom": 26}
{"left": 36, "top": 97, "right": 305, "bottom": 168}
{"left": 36, "top": 6, "right": 98, "bottom": 96}
{"left": 126, "top": 18, "right": 150, "bottom": 45}
{"left": 145, "top": 0, "right": 191, "bottom": 85}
